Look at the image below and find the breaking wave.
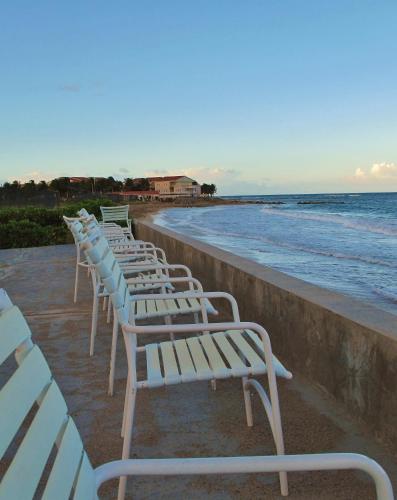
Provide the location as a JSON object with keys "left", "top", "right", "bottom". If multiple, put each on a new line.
{"left": 261, "top": 207, "right": 397, "bottom": 236}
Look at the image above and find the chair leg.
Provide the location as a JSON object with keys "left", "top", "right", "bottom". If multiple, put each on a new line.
{"left": 165, "top": 314, "right": 174, "bottom": 341}
{"left": 267, "top": 372, "right": 288, "bottom": 496}
{"left": 118, "top": 387, "right": 137, "bottom": 500}
{"left": 242, "top": 376, "right": 253, "bottom": 427}
{"left": 107, "top": 296, "right": 112, "bottom": 323}
{"left": 121, "top": 375, "right": 131, "bottom": 438}
{"left": 273, "top": 411, "right": 288, "bottom": 495}
{"left": 108, "top": 311, "right": 118, "bottom": 396}
{"left": 103, "top": 295, "right": 107, "bottom": 311}
{"left": 90, "top": 292, "right": 99, "bottom": 356}
{"left": 73, "top": 262, "right": 79, "bottom": 303}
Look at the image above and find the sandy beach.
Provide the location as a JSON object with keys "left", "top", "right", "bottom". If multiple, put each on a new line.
{"left": 129, "top": 197, "right": 269, "bottom": 221}
{"left": 128, "top": 198, "right": 232, "bottom": 221}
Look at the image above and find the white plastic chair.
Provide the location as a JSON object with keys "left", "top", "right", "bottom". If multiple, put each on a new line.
{"left": 81, "top": 231, "right": 219, "bottom": 394}
{"left": 0, "top": 293, "right": 393, "bottom": 500}
{"left": 66, "top": 219, "right": 184, "bottom": 357}
{"left": 100, "top": 205, "right": 132, "bottom": 235}
{"left": 83, "top": 240, "right": 294, "bottom": 497}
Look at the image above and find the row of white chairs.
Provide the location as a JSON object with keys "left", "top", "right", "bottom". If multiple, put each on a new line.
{"left": 67, "top": 209, "right": 292, "bottom": 498}
{"left": 1, "top": 204, "right": 392, "bottom": 499}
{"left": 59, "top": 205, "right": 394, "bottom": 499}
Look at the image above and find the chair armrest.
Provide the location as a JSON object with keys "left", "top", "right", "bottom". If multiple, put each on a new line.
{"left": 129, "top": 291, "right": 239, "bottom": 321}
{"left": 122, "top": 264, "right": 192, "bottom": 277}
{"left": 94, "top": 454, "right": 394, "bottom": 499}
{"left": 126, "top": 276, "right": 203, "bottom": 291}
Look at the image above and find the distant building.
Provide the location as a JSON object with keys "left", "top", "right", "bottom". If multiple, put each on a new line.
{"left": 111, "top": 190, "right": 160, "bottom": 201}
{"left": 147, "top": 176, "right": 201, "bottom": 198}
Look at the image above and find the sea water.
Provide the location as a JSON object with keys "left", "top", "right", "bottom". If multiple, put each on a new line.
{"left": 153, "top": 192, "right": 397, "bottom": 316}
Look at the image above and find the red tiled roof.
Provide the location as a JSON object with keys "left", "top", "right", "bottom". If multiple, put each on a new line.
{"left": 114, "top": 190, "right": 159, "bottom": 195}
{"left": 69, "top": 176, "right": 106, "bottom": 183}
{"left": 70, "top": 177, "right": 88, "bottom": 183}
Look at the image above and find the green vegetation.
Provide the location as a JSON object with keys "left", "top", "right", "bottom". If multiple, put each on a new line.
{"left": 0, "top": 199, "right": 115, "bottom": 249}
{"left": 201, "top": 183, "right": 217, "bottom": 197}
{"left": 0, "top": 177, "right": 218, "bottom": 206}
{"left": 0, "top": 177, "right": 151, "bottom": 205}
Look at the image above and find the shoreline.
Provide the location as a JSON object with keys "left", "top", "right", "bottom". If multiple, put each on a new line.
{"left": 135, "top": 195, "right": 397, "bottom": 317}
{"left": 130, "top": 197, "right": 260, "bottom": 222}
{"left": 130, "top": 196, "right": 350, "bottom": 222}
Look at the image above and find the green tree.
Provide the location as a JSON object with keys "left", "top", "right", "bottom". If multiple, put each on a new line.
{"left": 37, "top": 180, "right": 48, "bottom": 191}
{"left": 22, "top": 180, "right": 37, "bottom": 197}
{"left": 50, "top": 177, "right": 71, "bottom": 198}
{"left": 123, "top": 178, "right": 135, "bottom": 191}
{"left": 201, "top": 183, "right": 217, "bottom": 197}
{"left": 209, "top": 183, "right": 217, "bottom": 197}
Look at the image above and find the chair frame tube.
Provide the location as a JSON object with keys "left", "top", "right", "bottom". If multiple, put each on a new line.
{"left": 95, "top": 453, "right": 394, "bottom": 500}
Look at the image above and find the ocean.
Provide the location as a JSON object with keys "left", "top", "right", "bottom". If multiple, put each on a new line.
{"left": 153, "top": 192, "right": 397, "bottom": 316}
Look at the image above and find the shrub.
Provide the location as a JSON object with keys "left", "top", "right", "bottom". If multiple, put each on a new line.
{"left": 0, "top": 220, "right": 69, "bottom": 249}
{"left": 61, "top": 198, "right": 115, "bottom": 219}
{"left": 0, "top": 198, "right": 117, "bottom": 249}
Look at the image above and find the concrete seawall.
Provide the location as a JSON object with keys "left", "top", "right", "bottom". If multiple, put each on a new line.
{"left": 136, "top": 220, "right": 397, "bottom": 448}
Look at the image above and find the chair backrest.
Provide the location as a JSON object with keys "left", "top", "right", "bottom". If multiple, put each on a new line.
{"left": 100, "top": 205, "right": 129, "bottom": 225}
{"left": 0, "top": 300, "right": 97, "bottom": 499}
{"left": 83, "top": 237, "right": 130, "bottom": 325}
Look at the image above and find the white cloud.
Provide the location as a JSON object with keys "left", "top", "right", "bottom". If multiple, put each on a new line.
{"left": 144, "top": 166, "right": 239, "bottom": 184}
{"left": 354, "top": 167, "right": 366, "bottom": 180}
{"left": 9, "top": 171, "right": 54, "bottom": 183}
{"left": 144, "top": 169, "right": 170, "bottom": 177}
{"left": 351, "top": 162, "right": 397, "bottom": 183}
{"left": 370, "top": 162, "right": 397, "bottom": 178}
{"left": 142, "top": 166, "right": 271, "bottom": 194}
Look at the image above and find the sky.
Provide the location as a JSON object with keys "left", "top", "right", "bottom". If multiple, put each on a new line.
{"left": 0, "top": 1, "right": 396, "bottom": 195}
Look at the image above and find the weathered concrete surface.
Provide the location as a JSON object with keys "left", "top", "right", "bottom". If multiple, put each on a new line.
{"left": 0, "top": 244, "right": 396, "bottom": 499}
{"left": 136, "top": 220, "right": 397, "bottom": 451}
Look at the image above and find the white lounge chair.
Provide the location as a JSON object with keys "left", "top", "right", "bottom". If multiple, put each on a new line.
{"left": 82, "top": 239, "right": 295, "bottom": 498}
{"left": 65, "top": 218, "right": 190, "bottom": 358}
{"left": 79, "top": 230, "right": 219, "bottom": 394}
{"left": 0, "top": 292, "right": 393, "bottom": 500}
{"left": 100, "top": 205, "right": 132, "bottom": 235}
{"left": 64, "top": 213, "right": 167, "bottom": 304}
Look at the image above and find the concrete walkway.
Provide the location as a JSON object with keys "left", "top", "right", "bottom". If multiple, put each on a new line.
{"left": 0, "top": 244, "right": 396, "bottom": 499}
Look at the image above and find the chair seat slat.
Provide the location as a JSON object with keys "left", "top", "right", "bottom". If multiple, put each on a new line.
{"left": 174, "top": 339, "right": 196, "bottom": 382}
{"left": 0, "top": 345, "right": 52, "bottom": 459}
{"left": 186, "top": 337, "right": 213, "bottom": 380}
{"left": 165, "top": 298, "right": 177, "bottom": 313}
{"left": 160, "top": 341, "right": 181, "bottom": 385}
{"left": 176, "top": 298, "right": 189, "bottom": 312}
{"left": 0, "top": 381, "right": 67, "bottom": 500}
{"left": 145, "top": 344, "right": 163, "bottom": 388}
{"left": 0, "top": 307, "right": 31, "bottom": 365}
{"left": 73, "top": 452, "right": 96, "bottom": 500}
{"left": 226, "top": 330, "right": 266, "bottom": 373}
{"left": 198, "top": 335, "right": 229, "bottom": 378}
{"left": 212, "top": 332, "right": 247, "bottom": 377}
{"left": 136, "top": 300, "right": 147, "bottom": 317}
{"left": 154, "top": 299, "right": 167, "bottom": 314}
{"left": 244, "top": 330, "right": 292, "bottom": 379}
{"left": 146, "top": 299, "right": 158, "bottom": 316}
{"left": 42, "top": 418, "right": 84, "bottom": 500}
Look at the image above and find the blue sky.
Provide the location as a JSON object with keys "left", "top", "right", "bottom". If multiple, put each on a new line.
{"left": 0, "top": 1, "right": 396, "bottom": 194}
